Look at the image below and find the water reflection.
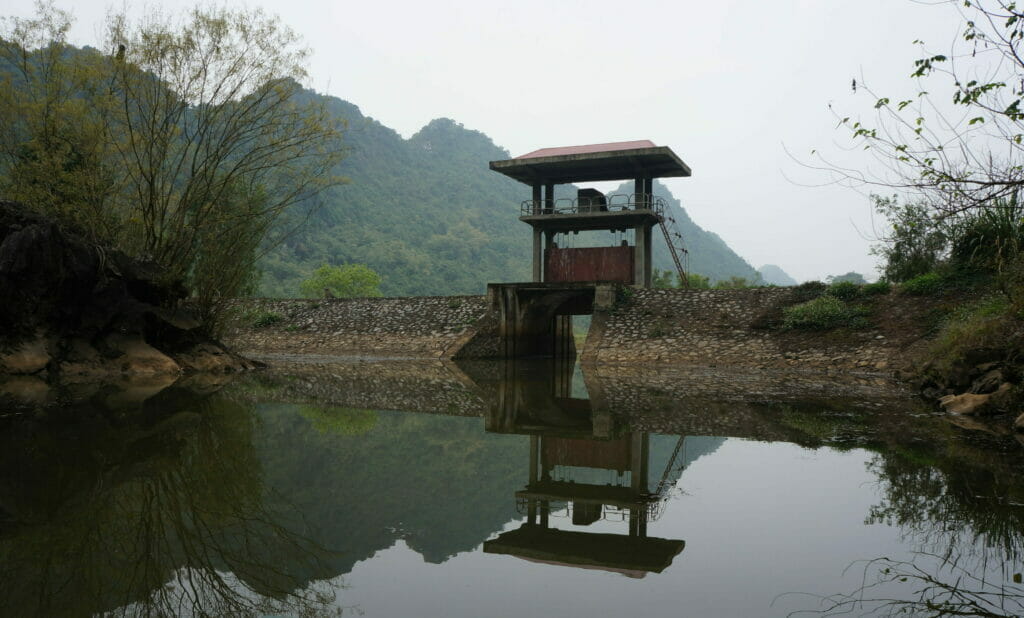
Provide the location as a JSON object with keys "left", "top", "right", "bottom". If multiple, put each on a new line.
{"left": 0, "top": 380, "right": 338, "bottom": 617}
{"left": 0, "top": 361, "right": 1022, "bottom": 617}
{"left": 480, "top": 359, "right": 685, "bottom": 577}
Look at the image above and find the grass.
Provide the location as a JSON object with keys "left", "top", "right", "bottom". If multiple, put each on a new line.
{"left": 782, "top": 295, "right": 870, "bottom": 330}
{"left": 924, "top": 295, "right": 1013, "bottom": 375}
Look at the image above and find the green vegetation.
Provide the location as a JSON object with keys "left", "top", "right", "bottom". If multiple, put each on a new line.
{"left": 251, "top": 311, "right": 284, "bottom": 328}
{"left": 299, "top": 263, "right": 382, "bottom": 298}
{"left": 862, "top": 281, "right": 891, "bottom": 296}
{"left": 924, "top": 296, "right": 1011, "bottom": 377}
{"left": 298, "top": 406, "right": 378, "bottom": 436}
{"left": 782, "top": 295, "right": 869, "bottom": 331}
{"left": 652, "top": 269, "right": 712, "bottom": 289}
{"left": 899, "top": 272, "right": 945, "bottom": 296}
{"left": 0, "top": 4, "right": 342, "bottom": 329}
{"left": 826, "top": 280, "right": 861, "bottom": 301}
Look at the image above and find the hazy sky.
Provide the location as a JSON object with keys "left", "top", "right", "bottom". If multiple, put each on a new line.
{"left": 17, "top": 0, "right": 966, "bottom": 282}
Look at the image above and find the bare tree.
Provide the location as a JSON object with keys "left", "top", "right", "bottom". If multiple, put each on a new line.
{"left": 814, "top": 1, "right": 1024, "bottom": 217}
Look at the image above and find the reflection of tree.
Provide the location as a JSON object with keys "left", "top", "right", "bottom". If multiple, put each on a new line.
{"left": 795, "top": 552, "right": 1024, "bottom": 617}
{"left": 298, "top": 405, "right": 378, "bottom": 436}
{"left": 793, "top": 445, "right": 1024, "bottom": 617}
{"left": 0, "top": 392, "right": 341, "bottom": 617}
{"left": 864, "top": 450, "right": 1024, "bottom": 561}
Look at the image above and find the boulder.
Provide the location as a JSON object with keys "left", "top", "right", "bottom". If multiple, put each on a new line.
{"left": 941, "top": 382, "right": 1015, "bottom": 416}
{"left": 970, "top": 368, "right": 1005, "bottom": 394}
{"left": 940, "top": 392, "right": 995, "bottom": 416}
{"left": 1016, "top": 412, "right": 1024, "bottom": 433}
{"left": 0, "top": 200, "right": 251, "bottom": 378}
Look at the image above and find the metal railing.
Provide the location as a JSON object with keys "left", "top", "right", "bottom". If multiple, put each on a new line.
{"left": 520, "top": 193, "right": 667, "bottom": 217}
{"left": 515, "top": 495, "right": 666, "bottom": 523}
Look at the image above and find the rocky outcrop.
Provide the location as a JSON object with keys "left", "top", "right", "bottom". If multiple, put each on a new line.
{"left": 0, "top": 200, "right": 253, "bottom": 379}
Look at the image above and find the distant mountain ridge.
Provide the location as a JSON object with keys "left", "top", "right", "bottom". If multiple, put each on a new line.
{"left": 759, "top": 264, "right": 798, "bottom": 286}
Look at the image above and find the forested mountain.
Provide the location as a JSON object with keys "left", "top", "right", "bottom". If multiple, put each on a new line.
{"left": 259, "top": 92, "right": 760, "bottom": 296}
{"left": 0, "top": 39, "right": 758, "bottom": 300}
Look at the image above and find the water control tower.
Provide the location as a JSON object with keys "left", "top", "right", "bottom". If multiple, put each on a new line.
{"left": 490, "top": 140, "right": 691, "bottom": 288}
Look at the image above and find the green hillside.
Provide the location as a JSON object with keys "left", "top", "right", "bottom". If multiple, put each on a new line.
{"left": 259, "top": 92, "right": 760, "bottom": 296}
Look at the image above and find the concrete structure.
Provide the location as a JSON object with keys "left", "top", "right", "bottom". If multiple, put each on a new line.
{"left": 490, "top": 140, "right": 690, "bottom": 288}
{"left": 488, "top": 140, "right": 690, "bottom": 358}
{"left": 223, "top": 287, "right": 933, "bottom": 372}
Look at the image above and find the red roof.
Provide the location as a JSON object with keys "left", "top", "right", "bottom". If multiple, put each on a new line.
{"left": 515, "top": 140, "right": 657, "bottom": 160}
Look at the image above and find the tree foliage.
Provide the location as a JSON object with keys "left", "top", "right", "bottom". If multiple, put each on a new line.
{"left": 0, "top": 2, "right": 343, "bottom": 327}
{"left": 299, "top": 263, "right": 382, "bottom": 298}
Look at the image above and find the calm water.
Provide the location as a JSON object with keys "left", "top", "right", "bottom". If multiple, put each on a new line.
{"left": 1, "top": 360, "right": 1023, "bottom": 617}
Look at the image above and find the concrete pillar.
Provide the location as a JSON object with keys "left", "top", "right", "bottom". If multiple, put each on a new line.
{"left": 643, "top": 224, "right": 653, "bottom": 288}
{"left": 532, "top": 183, "right": 541, "bottom": 214}
{"left": 634, "top": 177, "right": 643, "bottom": 208}
{"left": 532, "top": 228, "right": 543, "bottom": 282}
{"left": 634, "top": 224, "right": 646, "bottom": 286}
{"left": 545, "top": 183, "right": 555, "bottom": 213}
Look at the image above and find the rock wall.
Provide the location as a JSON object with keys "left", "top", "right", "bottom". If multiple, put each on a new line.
{"left": 223, "top": 295, "right": 490, "bottom": 359}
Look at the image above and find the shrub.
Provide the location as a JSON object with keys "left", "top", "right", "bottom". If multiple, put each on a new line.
{"left": 827, "top": 280, "right": 861, "bottom": 301}
{"left": 900, "top": 272, "right": 944, "bottom": 295}
{"left": 792, "top": 280, "right": 828, "bottom": 303}
{"left": 925, "top": 296, "right": 1012, "bottom": 376}
{"left": 252, "top": 311, "right": 284, "bottom": 328}
{"left": 782, "top": 296, "right": 868, "bottom": 330}
{"left": 862, "top": 281, "right": 892, "bottom": 296}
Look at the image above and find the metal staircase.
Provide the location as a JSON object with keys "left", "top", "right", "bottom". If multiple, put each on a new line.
{"left": 657, "top": 206, "right": 689, "bottom": 288}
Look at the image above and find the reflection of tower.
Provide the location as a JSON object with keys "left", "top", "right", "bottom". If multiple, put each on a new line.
{"left": 482, "top": 360, "right": 685, "bottom": 577}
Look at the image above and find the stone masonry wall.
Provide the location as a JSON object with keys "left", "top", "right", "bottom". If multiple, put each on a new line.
{"left": 225, "top": 288, "right": 934, "bottom": 372}
{"left": 223, "top": 295, "right": 489, "bottom": 359}
{"left": 582, "top": 288, "right": 912, "bottom": 372}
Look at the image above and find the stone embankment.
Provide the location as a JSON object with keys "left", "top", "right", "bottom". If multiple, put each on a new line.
{"left": 226, "top": 287, "right": 941, "bottom": 374}
{"left": 223, "top": 295, "right": 489, "bottom": 359}
{"left": 583, "top": 288, "right": 926, "bottom": 373}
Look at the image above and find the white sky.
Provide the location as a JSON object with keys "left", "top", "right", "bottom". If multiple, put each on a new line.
{"left": 16, "top": 0, "right": 967, "bottom": 282}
